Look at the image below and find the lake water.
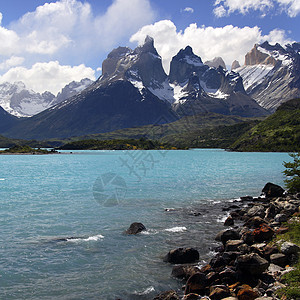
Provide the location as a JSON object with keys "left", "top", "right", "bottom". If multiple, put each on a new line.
{"left": 0, "top": 149, "right": 291, "bottom": 299}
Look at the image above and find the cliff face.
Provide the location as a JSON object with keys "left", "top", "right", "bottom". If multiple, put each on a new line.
{"left": 244, "top": 44, "right": 277, "bottom": 66}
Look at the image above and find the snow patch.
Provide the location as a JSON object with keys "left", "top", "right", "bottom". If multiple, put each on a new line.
{"left": 236, "top": 65, "right": 274, "bottom": 91}
{"left": 183, "top": 55, "right": 203, "bottom": 66}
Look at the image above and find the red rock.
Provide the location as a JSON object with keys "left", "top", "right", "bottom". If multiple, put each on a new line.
{"left": 252, "top": 224, "right": 274, "bottom": 242}
{"left": 237, "top": 284, "right": 259, "bottom": 300}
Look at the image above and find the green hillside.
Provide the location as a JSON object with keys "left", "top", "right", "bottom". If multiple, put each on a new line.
{"left": 230, "top": 98, "right": 300, "bottom": 152}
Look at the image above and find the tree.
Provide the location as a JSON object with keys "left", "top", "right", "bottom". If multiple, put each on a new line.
{"left": 283, "top": 153, "right": 300, "bottom": 193}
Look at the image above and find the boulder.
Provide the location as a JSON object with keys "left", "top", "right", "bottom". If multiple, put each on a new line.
{"left": 262, "top": 182, "right": 285, "bottom": 198}
{"left": 246, "top": 205, "right": 265, "bottom": 218}
{"left": 219, "top": 229, "right": 240, "bottom": 245}
{"left": 236, "top": 253, "right": 269, "bottom": 276}
{"left": 280, "top": 241, "right": 300, "bottom": 255}
{"left": 270, "top": 253, "right": 287, "bottom": 267}
{"left": 252, "top": 224, "right": 274, "bottom": 242}
{"left": 274, "top": 213, "right": 288, "bottom": 223}
{"left": 125, "top": 222, "right": 146, "bottom": 234}
{"left": 171, "top": 265, "right": 200, "bottom": 279}
{"left": 224, "top": 215, "right": 234, "bottom": 226}
{"left": 153, "top": 290, "right": 180, "bottom": 300}
{"left": 265, "top": 203, "right": 279, "bottom": 219}
{"left": 184, "top": 272, "right": 208, "bottom": 295}
{"left": 219, "top": 267, "right": 238, "bottom": 284}
{"left": 225, "top": 240, "right": 245, "bottom": 252}
{"left": 244, "top": 216, "right": 267, "bottom": 229}
{"left": 237, "top": 284, "right": 260, "bottom": 300}
{"left": 209, "top": 285, "right": 231, "bottom": 300}
{"left": 164, "top": 248, "right": 199, "bottom": 264}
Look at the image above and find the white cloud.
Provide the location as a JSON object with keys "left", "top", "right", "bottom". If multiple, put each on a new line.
{"left": 8, "top": 0, "right": 155, "bottom": 59}
{"left": 213, "top": 5, "right": 227, "bottom": 17}
{"left": 0, "top": 56, "right": 24, "bottom": 70}
{"left": 214, "top": 0, "right": 300, "bottom": 17}
{"left": 277, "top": 0, "right": 300, "bottom": 17}
{"left": 0, "top": 61, "right": 95, "bottom": 95}
{"left": 0, "top": 12, "right": 20, "bottom": 56}
{"left": 130, "top": 20, "right": 292, "bottom": 73}
{"left": 183, "top": 7, "right": 194, "bottom": 13}
{"left": 0, "top": 0, "right": 155, "bottom": 93}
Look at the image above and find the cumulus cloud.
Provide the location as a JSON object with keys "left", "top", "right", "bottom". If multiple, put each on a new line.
{"left": 130, "top": 20, "right": 292, "bottom": 72}
{"left": 0, "top": 0, "right": 155, "bottom": 93}
{"left": 8, "top": 0, "right": 155, "bottom": 61}
{"left": 183, "top": 7, "right": 195, "bottom": 13}
{"left": 0, "top": 61, "right": 95, "bottom": 95}
{"left": 0, "top": 56, "right": 24, "bottom": 70}
{"left": 214, "top": 0, "right": 300, "bottom": 17}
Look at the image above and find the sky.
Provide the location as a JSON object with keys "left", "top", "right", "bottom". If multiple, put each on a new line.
{"left": 0, "top": 0, "right": 299, "bottom": 95}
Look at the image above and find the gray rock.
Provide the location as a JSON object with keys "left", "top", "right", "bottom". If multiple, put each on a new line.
{"left": 247, "top": 205, "right": 266, "bottom": 218}
{"left": 274, "top": 214, "right": 288, "bottom": 223}
{"left": 280, "top": 241, "right": 300, "bottom": 255}
{"left": 218, "top": 229, "right": 240, "bottom": 245}
{"left": 125, "top": 222, "right": 146, "bottom": 234}
{"left": 225, "top": 240, "right": 244, "bottom": 252}
{"left": 164, "top": 247, "right": 199, "bottom": 264}
{"left": 270, "top": 253, "right": 287, "bottom": 267}
{"left": 236, "top": 253, "right": 269, "bottom": 275}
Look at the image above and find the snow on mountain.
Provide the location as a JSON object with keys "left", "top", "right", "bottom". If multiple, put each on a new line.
{"left": 0, "top": 78, "right": 93, "bottom": 117}
{"left": 236, "top": 41, "right": 300, "bottom": 111}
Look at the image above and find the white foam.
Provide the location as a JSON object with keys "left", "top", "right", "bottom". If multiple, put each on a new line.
{"left": 67, "top": 234, "right": 104, "bottom": 242}
{"left": 0, "top": 178, "right": 5, "bottom": 181}
{"left": 134, "top": 286, "right": 155, "bottom": 295}
{"left": 165, "top": 226, "right": 187, "bottom": 233}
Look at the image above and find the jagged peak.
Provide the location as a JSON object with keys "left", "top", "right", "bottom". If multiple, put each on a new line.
{"left": 172, "top": 46, "right": 203, "bottom": 66}
{"left": 107, "top": 46, "right": 132, "bottom": 59}
{"left": 205, "top": 57, "right": 226, "bottom": 69}
{"left": 135, "top": 35, "right": 159, "bottom": 56}
{"left": 231, "top": 60, "right": 240, "bottom": 70}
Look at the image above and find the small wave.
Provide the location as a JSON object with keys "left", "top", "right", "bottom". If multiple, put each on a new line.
{"left": 66, "top": 234, "right": 104, "bottom": 242}
{"left": 141, "top": 229, "right": 159, "bottom": 235}
{"left": 0, "top": 178, "right": 5, "bottom": 181}
{"left": 217, "top": 214, "right": 229, "bottom": 223}
{"left": 165, "top": 226, "right": 187, "bottom": 233}
{"left": 134, "top": 286, "right": 155, "bottom": 295}
{"left": 164, "top": 208, "right": 177, "bottom": 212}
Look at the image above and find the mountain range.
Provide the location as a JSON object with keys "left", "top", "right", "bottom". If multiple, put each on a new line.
{"left": 233, "top": 41, "right": 300, "bottom": 112}
{"left": 0, "top": 37, "right": 299, "bottom": 140}
{"left": 0, "top": 78, "right": 93, "bottom": 117}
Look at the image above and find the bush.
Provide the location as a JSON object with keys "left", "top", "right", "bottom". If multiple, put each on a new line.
{"left": 283, "top": 153, "right": 300, "bottom": 193}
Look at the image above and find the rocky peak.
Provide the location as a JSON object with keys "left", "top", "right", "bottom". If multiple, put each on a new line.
{"left": 205, "top": 57, "right": 226, "bottom": 69}
{"left": 102, "top": 46, "right": 132, "bottom": 77}
{"left": 231, "top": 60, "right": 240, "bottom": 70}
{"left": 245, "top": 44, "right": 277, "bottom": 66}
{"left": 134, "top": 35, "right": 159, "bottom": 56}
{"left": 169, "top": 46, "right": 204, "bottom": 84}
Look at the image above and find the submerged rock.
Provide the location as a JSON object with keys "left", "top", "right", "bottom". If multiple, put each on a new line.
{"left": 125, "top": 222, "right": 146, "bottom": 234}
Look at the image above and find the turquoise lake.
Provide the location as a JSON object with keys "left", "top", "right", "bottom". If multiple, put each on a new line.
{"left": 0, "top": 149, "right": 291, "bottom": 299}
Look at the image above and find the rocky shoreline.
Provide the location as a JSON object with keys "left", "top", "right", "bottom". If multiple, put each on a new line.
{"left": 151, "top": 182, "right": 300, "bottom": 300}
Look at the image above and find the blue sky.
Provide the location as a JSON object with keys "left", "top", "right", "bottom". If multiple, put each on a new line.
{"left": 0, "top": 0, "right": 299, "bottom": 94}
